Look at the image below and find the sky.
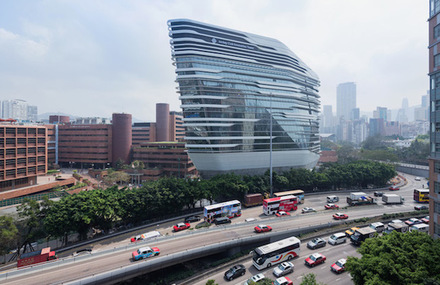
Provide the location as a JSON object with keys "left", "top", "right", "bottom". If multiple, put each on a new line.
{"left": 0, "top": 0, "right": 429, "bottom": 121}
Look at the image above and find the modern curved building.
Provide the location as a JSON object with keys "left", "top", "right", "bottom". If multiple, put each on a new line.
{"left": 168, "top": 19, "right": 321, "bottom": 177}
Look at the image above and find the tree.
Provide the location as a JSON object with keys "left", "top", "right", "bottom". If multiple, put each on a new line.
{"left": 346, "top": 231, "right": 440, "bottom": 285}
{"left": 205, "top": 280, "right": 218, "bottom": 285}
{"left": 300, "top": 273, "right": 325, "bottom": 285}
{"left": 0, "top": 216, "right": 18, "bottom": 262}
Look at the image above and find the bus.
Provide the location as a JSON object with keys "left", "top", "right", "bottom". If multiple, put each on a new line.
{"left": 252, "top": 236, "right": 301, "bottom": 270}
{"left": 414, "top": 189, "right": 429, "bottom": 203}
{"left": 263, "top": 195, "right": 298, "bottom": 215}
{"left": 274, "top": 189, "right": 305, "bottom": 204}
{"left": 204, "top": 200, "right": 241, "bottom": 223}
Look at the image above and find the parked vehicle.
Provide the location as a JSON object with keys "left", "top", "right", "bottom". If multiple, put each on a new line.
{"left": 273, "top": 277, "right": 293, "bottom": 285}
{"left": 254, "top": 224, "right": 272, "bottom": 233}
{"left": 410, "top": 224, "right": 429, "bottom": 233}
{"left": 405, "top": 218, "right": 422, "bottom": 226}
{"left": 307, "top": 237, "right": 326, "bottom": 249}
{"left": 184, "top": 215, "right": 200, "bottom": 223}
{"left": 305, "top": 253, "right": 326, "bottom": 267}
{"left": 132, "top": 246, "right": 160, "bottom": 261}
{"left": 224, "top": 264, "right": 246, "bottom": 281}
{"left": 273, "top": 262, "right": 294, "bottom": 277}
{"left": 275, "top": 211, "right": 290, "bottom": 217}
{"left": 382, "top": 194, "right": 404, "bottom": 204}
{"left": 244, "top": 193, "right": 263, "bottom": 207}
{"left": 369, "top": 222, "right": 385, "bottom": 233}
{"left": 333, "top": 213, "right": 348, "bottom": 220}
{"left": 328, "top": 232, "right": 347, "bottom": 245}
{"left": 345, "top": 227, "right": 359, "bottom": 237}
{"left": 330, "top": 258, "right": 347, "bottom": 274}
{"left": 414, "top": 205, "right": 428, "bottom": 211}
{"left": 347, "top": 192, "right": 376, "bottom": 206}
{"left": 244, "top": 273, "right": 265, "bottom": 285}
{"left": 327, "top": 195, "right": 339, "bottom": 203}
{"left": 421, "top": 216, "right": 429, "bottom": 224}
{"left": 173, "top": 222, "right": 190, "bottom": 232}
{"left": 17, "top": 247, "right": 57, "bottom": 268}
{"left": 214, "top": 217, "right": 231, "bottom": 225}
{"left": 301, "top": 207, "right": 316, "bottom": 213}
{"left": 374, "top": 191, "right": 383, "bottom": 197}
{"left": 384, "top": 222, "right": 409, "bottom": 234}
{"left": 130, "top": 231, "right": 161, "bottom": 242}
{"left": 350, "top": 227, "right": 376, "bottom": 245}
{"left": 325, "top": 203, "right": 339, "bottom": 210}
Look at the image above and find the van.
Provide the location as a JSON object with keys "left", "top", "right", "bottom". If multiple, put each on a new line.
{"left": 327, "top": 195, "right": 339, "bottom": 203}
{"left": 214, "top": 217, "right": 231, "bottom": 225}
{"left": 328, "top": 232, "right": 346, "bottom": 245}
{"left": 369, "top": 222, "right": 385, "bottom": 233}
{"left": 410, "top": 224, "right": 429, "bottom": 233}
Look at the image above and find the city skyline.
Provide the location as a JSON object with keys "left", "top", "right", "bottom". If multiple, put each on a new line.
{"left": 0, "top": 1, "right": 428, "bottom": 121}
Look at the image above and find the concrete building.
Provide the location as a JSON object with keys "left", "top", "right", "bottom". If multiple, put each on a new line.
{"left": 74, "top": 117, "right": 111, "bottom": 124}
{"left": 428, "top": 0, "right": 440, "bottom": 238}
{"left": 169, "top": 19, "right": 321, "bottom": 177}
{"left": 2, "top": 99, "right": 28, "bottom": 121}
{"left": 49, "top": 115, "right": 70, "bottom": 124}
{"left": 369, "top": 118, "right": 384, "bottom": 137}
{"left": 321, "top": 105, "right": 335, "bottom": 133}
{"left": 112, "top": 113, "right": 132, "bottom": 165}
{"left": 0, "top": 124, "right": 47, "bottom": 192}
{"left": 336, "top": 82, "right": 357, "bottom": 122}
{"left": 27, "top": 105, "right": 38, "bottom": 122}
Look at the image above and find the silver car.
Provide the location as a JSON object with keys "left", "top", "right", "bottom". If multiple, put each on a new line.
{"left": 273, "top": 261, "right": 294, "bottom": 277}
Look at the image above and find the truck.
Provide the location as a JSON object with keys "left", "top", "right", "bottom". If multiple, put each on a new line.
{"left": 384, "top": 222, "right": 409, "bottom": 234}
{"left": 346, "top": 192, "right": 376, "bottom": 206}
{"left": 244, "top": 193, "right": 263, "bottom": 207}
{"left": 382, "top": 194, "right": 404, "bottom": 204}
{"left": 350, "top": 226, "right": 377, "bottom": 245}
{"left": 17, "top": 247, "right": 57, "bottom": 268}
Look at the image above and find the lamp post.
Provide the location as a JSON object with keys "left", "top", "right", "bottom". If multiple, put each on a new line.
{"left": 269, "top": 93, "right": 273, "bottom": 198}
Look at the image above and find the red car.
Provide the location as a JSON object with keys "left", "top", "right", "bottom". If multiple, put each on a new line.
{"left": 389, "top": 185, "right": 400, "bottom": 191}
{"left": 273, "top": 276, "right": 293, "bottom": 285}
{"left": 330, "top": 258, "right": 346, "bottom": 274}
{"left": 325, "top": 203, "right": 339, "bottom": 210}
{"left": 305, "top": 253, "right": 326, "bottom": 267}
{"left": 333, "top": 213, "right": 348, "bottom": 220}
{"left": 275, "top": 211, "right": 290, "bottom": 217}
{"left": 421, "top": 216, "right": 429, "bottom": 224}
{"left": 173, "top": 222, "right": 190, "bottom": 232}
{"left": 254, "top": 224, "right": 272, "bottom": 233}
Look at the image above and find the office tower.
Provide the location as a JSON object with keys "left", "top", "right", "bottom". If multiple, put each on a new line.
{"left": 168, "top": 19, "right": 320, "bottom": 177}
{"left": 429, "top": 0, "right": 440, "bottom": 238}
{"left": 375, "top": 107, "right": 388, "bottom": 121}
{"left": 321, "top": 105, "right": 334, "bottom": 133}
{"left": 27, "top": 105, "right": 38, "bottom": 122}
{"left": 2, "top": 99, "right": 28, "bottom": 121}
{"left": 351, "top": 108, "right": 360, "bottom": 121}
{"left": 336, "top": 82, "right": 356, "bottom": 122}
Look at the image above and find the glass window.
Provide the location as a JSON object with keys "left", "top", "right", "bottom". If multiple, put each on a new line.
{"left": 435, "top": 201, "right": 440, "bottom": 214}
{"left": 435, "top": 24, "right": 440, "bottom": 39}
{"left": 435, "top": 162, "right": 440, "bottom": 173}
{"left": 435, "top": 54, "right": 440, "bottom": 68}
{"left": 435, "top": 181, "right": 440, "bottom": 194}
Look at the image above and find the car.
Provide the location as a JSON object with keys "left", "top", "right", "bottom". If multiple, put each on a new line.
{"left": 370, "top": 222, "right": 385, "bottom": 233}
{"left": 244, "top": 273, "right": 265, "bottom": 285}
{"left": 328, "top": 232, "right": 347, "bottom": 245}
{"left": 214, "top": 217, "right": 231, "bottom": 225}
{"left": 273, "top": 276, "right": 293, "bottom": 285}
{"left": 307, "top": 237, "right": 326, "bottom": 249}
{"left": 130, "top": 231, "right": 161, "bottom": 242}
{"left": 330, "top": 258, "right": 347, "bottom": 274}
{"left": 333, "top": 213, "right": 348, "bottom": 220}
{"left": 389, "top": 185, "right": 400, "bottom": 191}
{"left": 305, "top": 253, "right": 326, "bottom": 267}
{"left": 414, "top": 205, "right": 428, "bottom": 211}
{"left": 391, "top": 219, "right": 404, "bottom": 224}
{"left": 173, "top": 222, "right": 190, "bottom": 232}
{"left": 302, "top": 207, "right": 316, "bottom": 213}
{"left": 224, "top": 264, "right": 246, "bottom": 281}
{"left": 345, "top": 227, "right": 359, "bottom": 237}
{"left": 132, "top": 246, "right": 160, "bottom": 261}
{"left": 415, "top": 177, "right": 422, "bottom": 181}
{"left": 405, "top": 218, "right": 422, "bottom": 226}
{"left": 421, "top": 215, "right": 429, "bottom": 224}
{"left": 325, "top": 203, "right": 339, "bottom": 210}
{"left": 275, "top": 211, "right": 290, "bottom": 217}
{"left": 374, "top": 191, "right": 383, "bottom": 197}
{"left": 273, "top": 261, "right": 294, "bottom": 277}
{"left": 254, "top": 224, "right": 272, "bottom": 233}
{"left": 184, "top": 215, "right": 200, "bottom": 223}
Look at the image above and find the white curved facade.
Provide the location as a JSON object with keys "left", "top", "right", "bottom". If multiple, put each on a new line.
{"left": 168, "top": 19, "right": 320, "bottom": 177}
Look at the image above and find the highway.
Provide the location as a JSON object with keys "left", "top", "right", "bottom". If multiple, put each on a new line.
{"left": 0, "top": 174, "right": 427, "bottom": 285}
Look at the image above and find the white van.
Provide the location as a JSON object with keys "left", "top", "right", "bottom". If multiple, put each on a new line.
{"left": 369, "top": 222, "right": 385, "bottom": 233}
{"left": 410, "top": 224, "right": 429, "bottom": 233}
{"left": 327, "top": 195, "right": 339, "bottom": 203}
{"left": 328, "top": 232, "right": 346, "bottom": 245}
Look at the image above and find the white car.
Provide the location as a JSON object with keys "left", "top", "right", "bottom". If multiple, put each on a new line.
{"left": 273, "top": 261, "right": 294, "bottom": 277}
{"left": 244, "top": 273, "right": 265, "bottom": 285}
{"left": 302, "top": 207, "right": 316, "bottom": 213}
{"left": 415, "top": 177, "right": 421, "bottom": 181}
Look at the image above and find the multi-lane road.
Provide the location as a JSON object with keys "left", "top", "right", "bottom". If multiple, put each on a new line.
{"left": 0, "top": 174, "right": 426, "bottom": 285}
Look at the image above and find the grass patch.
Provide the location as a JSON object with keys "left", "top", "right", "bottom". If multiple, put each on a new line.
{"left": 195, "top": 222, "right": 212, "bottom": 229}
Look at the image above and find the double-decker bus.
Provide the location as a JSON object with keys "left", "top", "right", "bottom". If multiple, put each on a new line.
{"left": 274, "top": 189, "right": 305, "bottom": 204}
{"left": 263, "top": 195, "right": 298, "bottom": 215}
{"left": 204, "top": 200, "right": 241, "bottom": 222}
{"left": 252, "top": 236, "right": 301, "bottom": 270}
{"left": 414, "top": 189, "right": 429, "bottom": 203}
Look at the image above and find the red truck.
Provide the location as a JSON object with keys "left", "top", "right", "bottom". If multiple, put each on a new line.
{"left": 17, "top": 247, "right": 57, "bottom": 268}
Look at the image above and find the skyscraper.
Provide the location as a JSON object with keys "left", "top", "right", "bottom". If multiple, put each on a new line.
{"left": 336, "top": 82, "right": 356, "bottom": 122}
{"left": 168, "top": 19, "right": 321, "bottom": 177}
{"left": 2, "top": 99, "right": 28, "bottom": 121}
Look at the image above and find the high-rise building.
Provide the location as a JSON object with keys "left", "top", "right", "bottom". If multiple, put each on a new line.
{"left": 321, "top": 105, "right": 334, "bottom": 133}
{"left": 2, "top": 99, "right": 28, "bottom": 121}
{"left": 27, "top": 105, "right": 38, "bottom": 122}
{"left": 428, "top": 0, "right": 439, "bottom": 238}
{"left": 374, "top": 107, "right": 388, "bottom": 121}
{"left": 336, "top": 82, "right": 356, "bottom": 122}
{"left": 168, "top": 19, "right": 321, "bottom": 177}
